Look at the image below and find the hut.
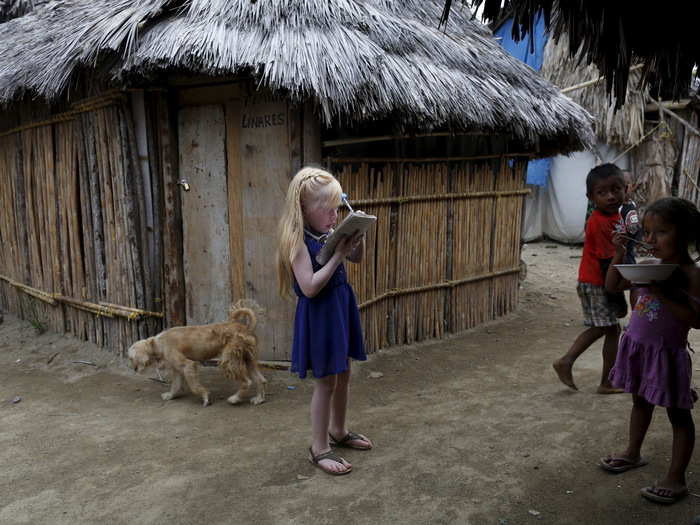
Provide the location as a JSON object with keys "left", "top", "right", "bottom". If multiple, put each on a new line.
{"left": 532, "top": 34, "right": 700, "bottom": 241}
{"left": 0, "top": 0, "right": 48, "bottom": 22}
{"left": 514, "top": 31, "right": 646, "bottom": 243}
{"left": 0, "top": 0, "right": 593, "bottom": 360}
{"left": 452, "top": 0, "right": 699, "bottom": 107}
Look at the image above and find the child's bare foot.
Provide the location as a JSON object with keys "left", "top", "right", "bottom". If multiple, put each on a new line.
{"left": 596, "top": 385, "right": 625, "bottom": 394}
{"left": 553, "top": 359, "right": 578, "bottom": 390}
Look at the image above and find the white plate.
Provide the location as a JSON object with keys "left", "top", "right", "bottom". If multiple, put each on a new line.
{"left": 613, "top": 263, "right": 678, "bottom": 284}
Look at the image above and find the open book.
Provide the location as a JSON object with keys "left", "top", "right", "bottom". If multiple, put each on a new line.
{"left": 316, "top": 211, "right": 377, "bottom": 265}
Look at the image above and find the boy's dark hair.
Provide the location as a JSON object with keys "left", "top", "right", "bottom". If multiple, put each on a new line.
{"left": 645, "top": 197, "right": 700, "bottom": 259}
{"left": 586, "top": 163, "right": 624, "bottom": 196}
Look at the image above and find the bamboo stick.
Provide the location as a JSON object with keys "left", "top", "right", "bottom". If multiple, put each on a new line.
{"left": 322, "top": 131, "right": 492, "bottom": 148}
{"left": 560, "top": 64, "right": 644, "bottom": 94}
{"left": 87, "top": 110, "right": 108, "bottom": 347}
{"left": 326, "top": 153, "right": 533, "bottom": 163}
{"left": 55, "top": 295, "right": 114, "bottom": 318}
{"left": 0, "top": 99, "right": 123, "bottom": 138}
{"left": 121, "top": 101, "right": 150, "bottom": 339}
{"left": 648, "top": 98, "right": 700, "bottom": 138}
{"left": 78, "top": 113, "right": 99, "bottom": 344}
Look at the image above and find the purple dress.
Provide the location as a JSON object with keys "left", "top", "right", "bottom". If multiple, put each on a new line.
{"left": 291, "top": 233, "right": 367, "bottom": 379}
{"left": 609, "top": 288, "right": 696, "bottom": 409}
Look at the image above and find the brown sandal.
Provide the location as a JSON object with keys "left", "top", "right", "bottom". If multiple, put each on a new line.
{"left": 308, "top": 448, "right": 352, "bottom": 475}
{"left": 329, "top": 431, "right": 373, "bottom": 450}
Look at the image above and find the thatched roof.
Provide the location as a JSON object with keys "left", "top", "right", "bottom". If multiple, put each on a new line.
{"left": 0, "top": 0, "right": 593, "bottom": 153}
{"left": 0, "top": 0, "right": 47, "bottom": 22}
{"left": 541, "top": 36, "right": 646, "bottom": 149}
{"left": 448, "top": 1, "right": 698, "bottom": 108}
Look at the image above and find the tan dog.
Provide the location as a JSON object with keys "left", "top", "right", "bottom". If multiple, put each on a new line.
{"left": 127, "top": 304, "right": 266, "bottom": 406}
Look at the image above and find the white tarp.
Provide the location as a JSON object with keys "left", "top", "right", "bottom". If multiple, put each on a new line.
{"left": 523, "top": 144, "right": 629, "bottom": 243}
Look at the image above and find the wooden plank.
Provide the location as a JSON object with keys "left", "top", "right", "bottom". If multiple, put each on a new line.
{"left": 178, "top": 104, "right": 232, "bottom": 325}
{"left": 225, "top": 100, "right": 246, "bottom": 300}
{"left": 238, "top": 92, "right": 296, "bottom": 359}
{"left": 158, "top": 93, "right": 186, "bottom": 327}
{"left": 144, "top": 92, "right": 164, "bottom": 334}
{"left": 289, "top": 104, "right": 302, "bottom": 177}
{"left": 169, "top": 75, "right": 246, "bottom": 88}
{"left": 177, "top": 84, "right": 243, "bottom": 107}
{"left": 303, "top": 103, "right": 321, "bottom": 165}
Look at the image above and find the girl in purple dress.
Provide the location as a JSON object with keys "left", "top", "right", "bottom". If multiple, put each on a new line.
{"left": 277, "top": 167, "right": 372, "bottom": 476}
{"left": 600, "top": 197, "right": 700, "bottom": 504}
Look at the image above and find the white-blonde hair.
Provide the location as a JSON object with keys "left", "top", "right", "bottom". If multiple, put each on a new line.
{"left": 277, "top": 167, "right": 342, "bottom": 297}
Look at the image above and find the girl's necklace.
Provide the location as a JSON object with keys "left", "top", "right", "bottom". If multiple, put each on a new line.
{"left": 304, "top": 227, "right": 331, "bottom": 243}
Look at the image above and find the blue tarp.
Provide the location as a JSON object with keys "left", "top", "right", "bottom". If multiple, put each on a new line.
{"left": 494, "top": 13, "right": 551, "bottom": 187}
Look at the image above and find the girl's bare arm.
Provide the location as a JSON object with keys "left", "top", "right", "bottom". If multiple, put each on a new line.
{"left": 291, "top": 236, "right": 355, "bottom": 298}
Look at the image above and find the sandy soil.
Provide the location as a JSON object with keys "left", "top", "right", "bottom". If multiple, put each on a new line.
{"left": 1, "top": 240, "right": 700, "bottom": 525}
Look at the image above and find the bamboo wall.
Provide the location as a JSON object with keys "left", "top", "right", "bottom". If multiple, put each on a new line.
{"left": 677, "top": 112, "right": 700, "bottom": 206}
{"left": 332, "top": 158, "right": 527, "bottom": 353}
{"left": 0, "top": 94, "right": 162, "bottom": 354}
{"left": 631, "top": 109, "right": 700, "bottom": 211}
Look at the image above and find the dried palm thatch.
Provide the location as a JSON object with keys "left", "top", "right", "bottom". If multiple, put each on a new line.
{"left": 0, "top": 0, "right": 592, "bottom": 154}
{"left": 540, "top": 35, "right": 646, "bottom": 149}
{"left": 0, "top": 0, "right": 47, "bottom": 22}
{"left": 447, "top": 1, "right": 697, "bottom": 108}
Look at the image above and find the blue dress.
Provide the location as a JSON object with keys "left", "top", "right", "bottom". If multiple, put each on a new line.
{"left": 291, "top": 233, "right": 367, "bottom": 378}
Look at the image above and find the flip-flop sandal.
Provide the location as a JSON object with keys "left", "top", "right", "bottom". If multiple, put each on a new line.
{"left": 599, "top": 456, "right": 648, "bottom": 473}
{"left": 308, "top": 448, "right": 352, "bottom": 476}
{"left": 640, "top": 485, "right": 688, "bottom": 504}
{"left": 329, "top": 431, "right": 372, "bottom": 450}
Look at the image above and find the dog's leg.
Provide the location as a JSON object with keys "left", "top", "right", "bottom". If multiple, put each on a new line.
{"left": 161, "top": 372, "right": 183, "bottom": 401}
{"left": 227, "top": 375, "right": 252, "bottom": 406}
{"left": 182, "top": 360, "right": 211, "bottom": 407}
{"left": 248, "top": 365, "right": 267, "bottom": 405}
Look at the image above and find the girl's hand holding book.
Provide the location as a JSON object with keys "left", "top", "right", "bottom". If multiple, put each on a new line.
{"left": 334, "top": 232, "right": 363, "bottom": 259}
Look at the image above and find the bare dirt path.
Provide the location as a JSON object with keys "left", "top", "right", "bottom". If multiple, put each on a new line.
{"left": 1, "top": 241, "right": 699, "bottom": 524}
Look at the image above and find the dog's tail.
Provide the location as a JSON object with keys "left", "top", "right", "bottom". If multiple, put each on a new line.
{"left": 219, "top": 332, "right": 258, "bottom": 381}
{"left": 228, "top": 305, "right": 257, "bottom": 332}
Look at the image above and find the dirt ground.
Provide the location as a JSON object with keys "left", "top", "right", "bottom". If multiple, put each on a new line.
{"left": 1, "top": 240, "right": 700, "bottom": 525}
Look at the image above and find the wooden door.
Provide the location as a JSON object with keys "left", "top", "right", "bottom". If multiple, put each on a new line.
{"left": 175, "top": 82, "right": 310, "bottom": 360}
{"left": 178, "top": 105, "right": 232, "bottom": 325}
{"left": 231, "top": 93, "right": 297, "bottom": 360}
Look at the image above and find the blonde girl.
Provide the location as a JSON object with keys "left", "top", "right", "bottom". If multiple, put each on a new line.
{"left": 277, "top": 166, "right": 372, "bottom": 476}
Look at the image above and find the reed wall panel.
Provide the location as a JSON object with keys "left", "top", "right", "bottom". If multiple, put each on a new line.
{"left": 333, "top": 157, "right": 527, "bottom": 353}
{"left": 0, "top": 98, "right": 162, "bottom": 354}
{"left": 677, "top": 112, "right": 700, "bottom": 207}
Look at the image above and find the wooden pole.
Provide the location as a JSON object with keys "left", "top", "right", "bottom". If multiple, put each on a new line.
{"left": 158, "top": 91, "right": 186, "bottom": 327}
